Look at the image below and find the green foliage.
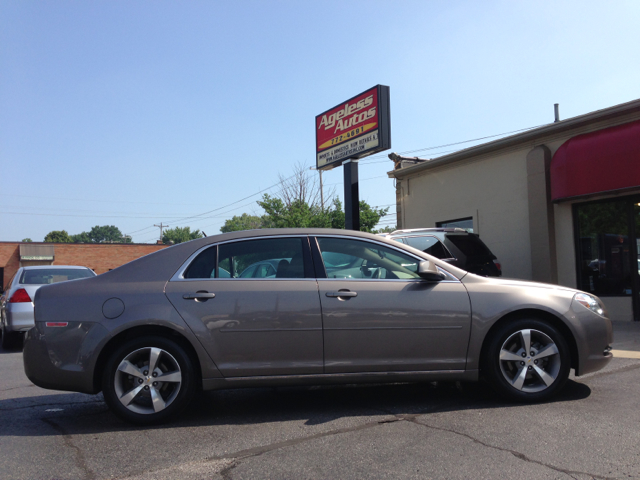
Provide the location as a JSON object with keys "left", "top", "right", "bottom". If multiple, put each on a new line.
{"left": 44, "top": 230, "right": 72, "bottom": 243}
{"left": 220, "top": 213, "right": 264, "bottom": 233}
{"left": 162, "top": 226, "right": 204, "bottom": 244}
{"left": 254, "top": 195, "right": 388, "bottom": 232}
{"left": 326, "top": 199, "right": 389, "bottom": 233}
{"left": 21, "top": 238, "right": 33, "bottom": 243}
{"left": 71, "top": 232, "right": 93, "bottom": 243}
{"left": 258, "top": 194, "right": 331, "bottom": 229}
{"left": 71, "top": 225, "right": 130, "bottom": 243}
{"left": 374, "top": 225, "right": 396, "bottom": 234}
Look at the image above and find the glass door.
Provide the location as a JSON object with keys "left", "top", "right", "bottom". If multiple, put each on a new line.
{"left": 633, "top": 202, "right": 640, "bottom": 321}
{"left": 574, "top": 197, "right": 640, "bottom": 321}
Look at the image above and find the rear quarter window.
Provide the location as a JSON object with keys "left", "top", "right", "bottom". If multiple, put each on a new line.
{"left": 402, "top": 236, "right": 452, "bottom": 259}
{"left": 445, "top": 234, "right": 495, "bottom": 259}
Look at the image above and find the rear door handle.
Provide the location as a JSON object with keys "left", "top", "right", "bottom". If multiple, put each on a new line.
{"left": 326, "top": 291, "right": 357, "bottom": 298}
{"left": 183, "top": 292, "right": 216, "bottom": 300}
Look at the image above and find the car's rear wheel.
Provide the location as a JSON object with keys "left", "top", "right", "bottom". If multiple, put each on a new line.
{"left": 1, "top": 323, "right": 22, "bottom": 350}
{"left": 102, "top": 336, "right": 196, "bottom": 424}
{"left": 483, "top": 318, "right": 571, "bottom": 402}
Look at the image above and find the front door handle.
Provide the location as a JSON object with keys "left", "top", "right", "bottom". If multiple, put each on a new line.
{"left": 326, "top": 291, "right": 357, "bottom": 298}
{"left": 183, "top": 292, "right": 216, "bottom": 300}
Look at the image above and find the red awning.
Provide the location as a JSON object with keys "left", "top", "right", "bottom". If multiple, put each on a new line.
{"left": 550, "top": 119, "right": 640, "bottom": 201}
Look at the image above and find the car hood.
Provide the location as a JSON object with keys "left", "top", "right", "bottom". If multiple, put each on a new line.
{"left": 463, "top": 274, "right": 580, "bottom": 294}
{"left": 460, "top": 273, "right": 586, "bottom": 311}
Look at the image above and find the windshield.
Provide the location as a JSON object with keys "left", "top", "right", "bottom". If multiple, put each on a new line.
{"left": 20, "top": 268, "right": 94, "bottom": 285}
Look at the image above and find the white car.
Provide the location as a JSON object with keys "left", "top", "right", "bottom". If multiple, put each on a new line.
{"left": 0, "top": 265, "right": 96, "bottom": 349}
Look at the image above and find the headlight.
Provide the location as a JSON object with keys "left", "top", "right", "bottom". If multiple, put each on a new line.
{"left": 574, "top": 293, "right": 606, "bottom": 316}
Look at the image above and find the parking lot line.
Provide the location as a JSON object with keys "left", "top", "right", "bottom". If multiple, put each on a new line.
{"left": 611, "top": 349, "right": 640, "bottom": 359}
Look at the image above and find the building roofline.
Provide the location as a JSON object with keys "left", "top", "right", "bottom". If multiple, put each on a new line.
{"left": 388, "top": 97, "right": 640, "bottom": 179}
{"left": 0, "top": 241, "right": 167, "bottom": 246}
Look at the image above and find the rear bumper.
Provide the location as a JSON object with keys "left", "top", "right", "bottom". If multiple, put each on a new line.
{"left": 5, "top": 303, "right": 35, "bottom": 332}
{"left": 23, "top": 321, "right": 111, "bottom": 394}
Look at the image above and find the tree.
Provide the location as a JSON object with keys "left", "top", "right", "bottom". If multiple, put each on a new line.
{"left": 21, "top": 238, "right": 33, "bottom": 243}
{"left": 322, "top": 198, "right": 389, "bottom": 232}
{"left": 256, "top": 195, "right": 388, "bottom": 232}
{"left": 220, "top": 163, "right": 388, "bottom": 232}
{"left": 258, "top": 194, "right": 331, "bottom": 229}
{"left": 162, "top": 226, "right": 203, "bottom": 244}
{"left": 71, "top": 225, "right": 131, "bottom": 243}
{"left": 374, "top": 225, "right": 396, "bottom": 234}
{"left": 220, "top": 213, "right": 264, "bottom": 233}
{"left": 71, "top": 231, "right": 93, "bottom": 243}
{"left": 44, "top": 230, "right": 72, "bottom": 243}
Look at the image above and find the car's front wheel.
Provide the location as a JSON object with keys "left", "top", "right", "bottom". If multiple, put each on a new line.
{"left": 102, "top": 336, "right": 196, "bottom": 424}
{"left": 483, "top": 318, "right": 571, "bottom": 402}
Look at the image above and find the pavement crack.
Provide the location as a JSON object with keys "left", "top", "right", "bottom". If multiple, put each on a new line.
{"left": 407, "top": 418, "right": 613, "bottom": 480}
{"left": 206, "top": 416, "right": 395, "bottom": 463}
{"left": 41, "top": 417, "right": 96, "bottom": 480}
{"left": 220, "top": 461, "right": 238, "bottom": 480}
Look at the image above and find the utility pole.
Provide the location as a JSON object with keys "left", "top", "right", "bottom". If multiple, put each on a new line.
{"left": 310, "top": 166, "right": 324, "bottom": 210}
{"left": 154, "top": 223, "right": 169, "bottom": 242}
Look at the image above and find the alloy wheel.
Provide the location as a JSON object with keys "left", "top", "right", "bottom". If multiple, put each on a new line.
{"left": 114, "top": 347, "right": 183, "bottom": 415}
{"left": 498, "top": 328, "right": 561, "bottom": 393}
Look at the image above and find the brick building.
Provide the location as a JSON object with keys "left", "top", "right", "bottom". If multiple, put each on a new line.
{"left": 0, "top": 242, "right": 168, "bottom": 290}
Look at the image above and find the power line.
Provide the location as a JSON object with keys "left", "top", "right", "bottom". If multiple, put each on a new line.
{"left": 14, "top": 123, "right": 547, "bottom": 242}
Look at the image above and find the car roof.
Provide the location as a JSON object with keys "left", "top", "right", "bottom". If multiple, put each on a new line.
{"left": 390, "top": 228, "right": 468, "bottom": 235}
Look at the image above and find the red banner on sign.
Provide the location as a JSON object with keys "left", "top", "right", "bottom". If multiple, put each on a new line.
{"left": 315, "top": 86, "right": 379, "bottom": 153}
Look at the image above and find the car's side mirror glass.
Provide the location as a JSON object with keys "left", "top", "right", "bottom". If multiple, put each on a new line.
{"left": 418, "top": 261, "right": 447, "bottom": 282}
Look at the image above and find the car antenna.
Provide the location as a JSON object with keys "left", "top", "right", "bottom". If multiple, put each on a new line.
{"left": 202, "top": 231, "right": 207, "bottom": 237}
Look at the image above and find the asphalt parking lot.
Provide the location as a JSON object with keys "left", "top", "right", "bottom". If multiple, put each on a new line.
{"left": 1, "top": 322, "right": 640, "bottom": 480}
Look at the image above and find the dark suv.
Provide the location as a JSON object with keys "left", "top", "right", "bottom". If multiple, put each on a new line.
{"left": 385, "top": 228, "right": 502, "bottom": 277}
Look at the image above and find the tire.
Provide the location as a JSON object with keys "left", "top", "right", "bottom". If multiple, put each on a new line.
{"left": 102, "top": 336, "right": 196, "bottom": 425}
{"left": 1, "top": 323, "right": 22, "bottom": 351}
{"left": 482, "top": 318, "right": 571, "bottom": 402}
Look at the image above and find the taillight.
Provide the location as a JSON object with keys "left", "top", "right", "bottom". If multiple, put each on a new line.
{"left": 493, "top": 260, "right": 502, "bottom": 271}
{"left": 9, "top": 288, "right": 32, "bottom": 303}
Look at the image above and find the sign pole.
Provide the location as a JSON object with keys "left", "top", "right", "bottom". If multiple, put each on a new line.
{"left": 343, "top": 160, "right": 360, "bottom": 231}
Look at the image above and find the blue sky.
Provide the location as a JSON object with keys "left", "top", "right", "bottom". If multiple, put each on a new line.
{"left": 1, "top": 0, "right": 639, "bottom": 242}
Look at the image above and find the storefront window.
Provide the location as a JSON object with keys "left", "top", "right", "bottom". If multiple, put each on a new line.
{"left": 576, "top": 200, "right": 632, "bottom": 296}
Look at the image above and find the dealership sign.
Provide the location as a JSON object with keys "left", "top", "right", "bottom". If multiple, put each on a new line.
{"left": 315, "top": 85, "right": 390, "bottom": 170}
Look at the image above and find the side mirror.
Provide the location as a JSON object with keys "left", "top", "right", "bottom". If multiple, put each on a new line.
{"left": 418, "top": 261, "right": 447, "bottom": 282}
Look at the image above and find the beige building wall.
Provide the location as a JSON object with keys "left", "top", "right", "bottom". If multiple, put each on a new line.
{"left": 391, "top": 101, "right": 640, "bottom": 320}
{"left": 400, "top": 147, "right": 533, "bottom": 279}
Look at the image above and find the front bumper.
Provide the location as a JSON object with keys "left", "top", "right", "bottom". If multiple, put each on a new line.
{"left": 23, "top": 321, "right": 111, "bottom": 394}
{"left": 570, "top": 298, "right": 613, "bottom": 376}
